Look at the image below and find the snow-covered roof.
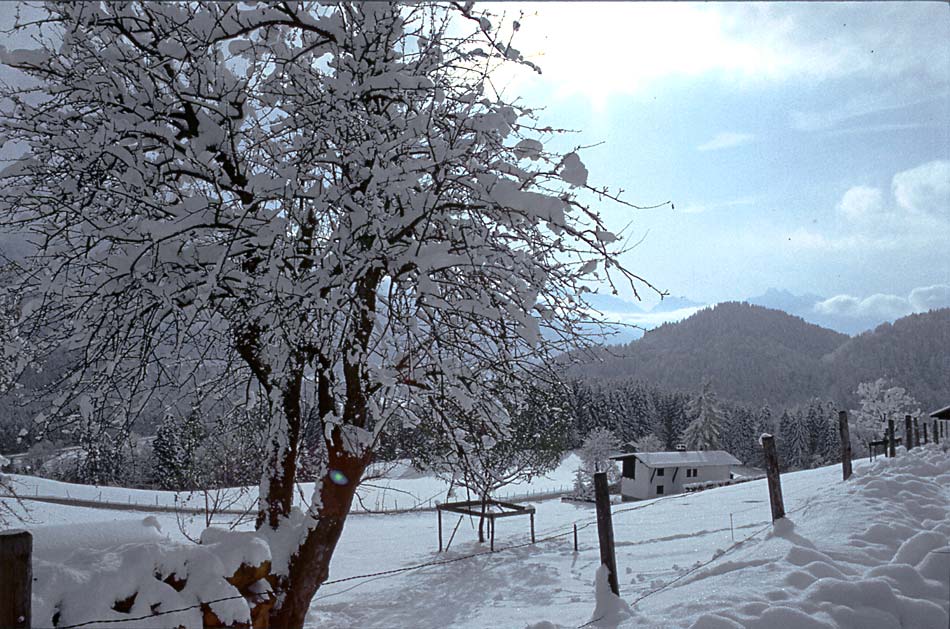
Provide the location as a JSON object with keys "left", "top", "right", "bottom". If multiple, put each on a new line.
{"left": 609, "top": 450, "right": 742, "bottom": 468}
{"left": 929, "top": 405, "right": 950, "bottom": 420}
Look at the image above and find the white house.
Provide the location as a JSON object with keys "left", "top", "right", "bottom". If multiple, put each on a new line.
{"left": 609, "top": 450, "right": 742, "bottom": 501}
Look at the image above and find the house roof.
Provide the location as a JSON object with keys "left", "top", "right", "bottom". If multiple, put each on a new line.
{"left": 609, "top": 450, "right": 742, "bottom": 468}
{"left": 929, "top": 405, "right": 950, "bottom": 420}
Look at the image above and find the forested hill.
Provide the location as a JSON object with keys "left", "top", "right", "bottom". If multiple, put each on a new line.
{"left": 568, "top": 302, "right": 949, "bottom": 410}
{"left": 823, "top": 308, "right": 950, "bottom": 411}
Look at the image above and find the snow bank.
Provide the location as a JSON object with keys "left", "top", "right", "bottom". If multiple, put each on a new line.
{"left": 675, "top": 444, "right": 949, "bottom": 629}
{"left": 29, "top": 510, "right": 320, "bottom": 628}
{"left": 32, "top": 517, "right": 164, "bottom": 556}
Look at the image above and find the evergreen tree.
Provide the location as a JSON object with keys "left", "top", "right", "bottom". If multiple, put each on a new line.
{"left": 779, "top": 409, "right": 808, "bottom": 470}
{"left": 681, "top": 381, "right": 722, "bottom": 451}
{"left": 813, "top": 401, "right": 841, "bottom": 465}
{"left": 152, "top": 409, "right": 206, "bottom": 490}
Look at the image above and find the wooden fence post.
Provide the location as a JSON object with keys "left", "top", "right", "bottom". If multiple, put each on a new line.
{"left": 573, "top": 523, "right": 578, "bottom": 553}
{"left": 923, "top": 423, "right": 928, "bottom": 445}
{"left": 761, "top": 435, "right": 785, "bottom": 521}
{"left": 933, "top": 420, "right": 939, "bottom": 445}
{"left": 905, "top": 415, "right": 913, "bottom": 452}
{"left": 888, "top": 419, "right": 896, "bottom": 458}
{"left": 437, "top": 506, "right": 443, "bottom": 552}
{"left": 0, "top": 529, "right": 32, "bottom": 629}
{"left": 838, "top": 410, "right": 852, "bottom": 481}
{"left": 593, "top": 472, "right": 620, "bottom": 596}
{"left": 913, "top": 418, "right": 920, "bottom": 448}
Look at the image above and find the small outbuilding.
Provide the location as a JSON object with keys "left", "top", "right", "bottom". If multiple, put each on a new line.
{"left": 929, "top": 405, "right": 950, "bottom": 441}
{"left": 609, "top": 450, "right": 742, "bottom": 501}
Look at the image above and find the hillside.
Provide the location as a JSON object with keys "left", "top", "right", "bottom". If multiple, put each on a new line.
{"left": 570, "top": 302, "right": 950, "bottom": 410}
{"left": 823, "top": 308, "right": 950, "bottom": 410}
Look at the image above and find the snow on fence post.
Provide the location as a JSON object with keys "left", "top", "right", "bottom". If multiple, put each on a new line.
{"left": 838, "top": 410, "right": 853, "bottom": 481}
{"left": 593, "top": 472, "right": 620, "bottom": 596}
{"left": 913, "top": 417, "right": 920, "bottom": 448}
{"left": 888, "top": 419, "right": 896, "bottom": 458}
{"left": 0, "top": 529, "right": 31, "bottom": 629}
{"left": 760, "top": 434, "right": 785, "bottom": 522}
{"left": 905, "top": 415, "right": 913, "bottom": 452}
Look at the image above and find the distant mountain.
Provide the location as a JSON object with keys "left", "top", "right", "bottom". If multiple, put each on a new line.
{"left": 582, "top": 293, "right": 644, "bottom": 315}
{"left": 650, "top": 295, "right": 704, "bottom": 313}
{"left": 567, "top": 302, "right": 950, "bottom": 411}
{"left": 746, "top": 288, "right": 893, "bottom": 335}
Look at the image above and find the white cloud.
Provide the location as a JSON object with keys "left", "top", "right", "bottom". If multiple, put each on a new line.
{"left": 782, "top": 228, "right": 899, "bottom": 253}
{"left": 892, "top": 159, "right": 950, "bottom": 216}
{"left": 592, "top": 305, "right": 704, "bottom": 330}
{"left": 814, "top": 284, "right": 950, "bottom": 319}
{"left": 909, "top": 284, "right": 950, "bottom": 312}
{"left": 836, "top": 185, "right": 885, "bottom": 221}
{"left": 697, "top": 132, "right": 755, "bottom": 152}
{"left": 494, "top": 3, "right": 948, "bottom": 107}
{"left": 678, "top": 195, "right": 757, "bottom": 214}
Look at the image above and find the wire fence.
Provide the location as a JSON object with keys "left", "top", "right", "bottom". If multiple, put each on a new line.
{"left": 20, "top": 470, "right": 851, "bottom": 629}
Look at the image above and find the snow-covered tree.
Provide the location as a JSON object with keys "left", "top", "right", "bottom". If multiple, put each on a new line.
{"left": 574, "top": 427, "right": 621, "bottom": 499}
{"left": 779, "top": 409, "right": 808, "bottom": 470}
{"left": 852, "top": 378, "right": 920, "bottom": 451}
{"left": 681, "top": 380, "right": 722, "bottom": 451}
{"left": 152, "top": 410, "right": 207, "bottom": 490}
{"left": 417, "top": 382, "right": 572, "bottom": 541}
{"left": 633, "top": 433, "right": 664, "bottom": 453}
{"left": 0, "top": 3, "right": 662, "bottom": 624}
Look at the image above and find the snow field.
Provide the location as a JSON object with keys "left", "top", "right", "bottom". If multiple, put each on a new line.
{"left": 4, "top": 446, "right": 947, "bottom": 628}
{"left": 2, "top": 453, "right": 582, "bottom": 517}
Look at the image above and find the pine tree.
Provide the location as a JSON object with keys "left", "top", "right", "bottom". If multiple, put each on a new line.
{"left": 681, "top": 381, "right": 722, "bottom": 451}
{"left": 814, "top": 401, "right": 841, "bottom": 465}
{"left": 779, "top": 409, "right": 808, "bottom": 470}
{"left": 152, "top": 410, "right": 206, "bottom": 490}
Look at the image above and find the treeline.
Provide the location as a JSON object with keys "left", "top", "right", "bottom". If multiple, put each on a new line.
{"left": 563, "top": 378, "right": 841, "bottom": 472}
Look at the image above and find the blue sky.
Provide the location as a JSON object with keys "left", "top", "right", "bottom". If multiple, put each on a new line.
{"left": 492, "top": 2, "right": 949, "bottom": 326}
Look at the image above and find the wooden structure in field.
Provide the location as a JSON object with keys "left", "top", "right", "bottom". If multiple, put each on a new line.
{"left": 436, "top": 499, "right": 535, "bottom": 552}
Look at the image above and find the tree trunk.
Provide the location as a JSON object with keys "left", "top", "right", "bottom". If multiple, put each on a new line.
{"left": 258, "top": 379, "right": 304, "bottom": 530}
{"left": 268, "top": 432, "right": 371, "bottom": 628}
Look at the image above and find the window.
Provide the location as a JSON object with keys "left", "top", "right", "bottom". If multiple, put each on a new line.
{"left": 656, "top": 467, "right": 665, "bottom": 477}
{"left": 656, "top": 485, "right": 664, "bottom": 495}
{"left": 686, "top": 468, "right": 699, "bottom": 478}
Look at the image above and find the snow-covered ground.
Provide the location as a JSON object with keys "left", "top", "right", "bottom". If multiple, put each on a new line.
{"left": 3, "top": 445, "right": 947, "bottom": 628}
{"left": 3, "top": 453, "right": 581, "bottom": 518}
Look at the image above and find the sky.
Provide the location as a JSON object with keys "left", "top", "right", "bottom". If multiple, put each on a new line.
{"left": 488, "top": 2, "right": 950, "bottom": 325}
{"left": 1, "top": 2, "right": 948, "bottom": 332}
